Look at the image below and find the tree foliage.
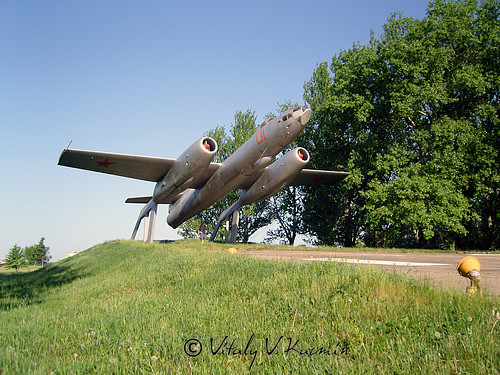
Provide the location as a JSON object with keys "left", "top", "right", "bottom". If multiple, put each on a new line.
{"left": 4, "top": 245, "right": 27, "bottom": 271}
{"left": 301, "top": 0, "right": 499, "bottom": 249}
{"left": 265, "top": 185, "right": 305, "bottom": 245}
{"left": 3, "top": 238, "right": 51, "bottom": 271}
{"left": 24, "top": 237, "right": 51, "bottom": 266}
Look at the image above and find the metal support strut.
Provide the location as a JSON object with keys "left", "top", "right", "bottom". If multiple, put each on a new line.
{"left": 229, "top": 209, "right": 239, "bottom": 244}
{"left": 210, "top": 201, "right": 241, "bottom": 243}
{"left": 131, "top": 199, "right": 158, "bottom": 243}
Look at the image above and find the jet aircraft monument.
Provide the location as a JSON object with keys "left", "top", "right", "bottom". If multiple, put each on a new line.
{"left": 58, "top": 106, "right": 348, "bottom": 243}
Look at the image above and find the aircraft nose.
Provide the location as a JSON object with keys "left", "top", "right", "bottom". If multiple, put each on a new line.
{"left": 298, "top": 107, "right": 312, "bottom": 126}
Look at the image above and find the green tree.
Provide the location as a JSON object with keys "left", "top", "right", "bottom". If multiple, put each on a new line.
{"left": 265, "top": 185, "right": 305, "bottom": 245}
{"left": 24, "top": 237, "right": 51, "bottom": 266}
{"left": 4, "top": 245, "right": 27, "bottom": 271}
{"left": 302, "top": 0, "right": 499, "bottom": 249}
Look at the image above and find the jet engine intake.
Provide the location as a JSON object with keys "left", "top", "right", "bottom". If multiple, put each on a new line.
{"left": 239, "top": 147, "right": 309, "bottom": 205}
{"left": 154, "top": 137, "right": 217, "bottom": 202}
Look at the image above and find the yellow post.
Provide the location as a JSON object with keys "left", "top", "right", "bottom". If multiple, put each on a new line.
{"left": 457, "top": 257, "right": 481, "bottom": 295}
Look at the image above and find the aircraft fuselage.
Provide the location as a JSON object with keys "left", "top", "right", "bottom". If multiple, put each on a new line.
{"left": 166, "top": 106, "right": 311, "bottom": 228}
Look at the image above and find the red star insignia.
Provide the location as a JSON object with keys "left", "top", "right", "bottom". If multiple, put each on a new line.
{"left": 96, "top": 158, "right": 115, "bottom": 168}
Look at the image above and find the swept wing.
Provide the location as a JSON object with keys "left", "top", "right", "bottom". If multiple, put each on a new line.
{"left": 57, "top": 148, "right": 220, "bottom": 186}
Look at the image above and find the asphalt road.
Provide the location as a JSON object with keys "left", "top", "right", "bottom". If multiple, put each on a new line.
{"left": 243, "top": 249, "right": 500, "bottom": 296}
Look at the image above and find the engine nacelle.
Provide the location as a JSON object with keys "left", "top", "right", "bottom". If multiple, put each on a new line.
{"left": 167, "top": 188, "right": 197, "bottom": 228}
{"left": 239, "top": 147, "right": 309, "bottom": 205}
{"left": 154, "top": 137, "right": 217, "bottom": 202}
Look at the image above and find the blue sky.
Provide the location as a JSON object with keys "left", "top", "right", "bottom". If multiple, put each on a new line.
{"left": 0, "top": 0, "right": 429, "bottom": 259}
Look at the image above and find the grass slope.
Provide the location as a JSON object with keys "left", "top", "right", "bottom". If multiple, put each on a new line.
{"left": 0, "top": 240, "right": 498, "bottom": 374}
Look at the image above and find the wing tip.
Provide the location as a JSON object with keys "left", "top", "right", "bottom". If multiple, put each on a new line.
{"left": 57, "top": 148, "right": 70, "bottom": 166}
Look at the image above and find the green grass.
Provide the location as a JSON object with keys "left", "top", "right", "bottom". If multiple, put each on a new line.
{"left": 0, "top": 240, "right": 498, "bottom": 374}
{"left": 0, "top": 265, "right": 42, "bottom": 275}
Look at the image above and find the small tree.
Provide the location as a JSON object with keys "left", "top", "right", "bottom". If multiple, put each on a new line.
{"left": 4, "top": 245, "right": 27, "bottom": 271}
{"left": 178, "top": 217, "right": 206, "bottom": 239}
{"left": 265, "top": 185, "right": 305, "bottom": 245}
{"left": 24, "top": 237, "right": 51, "bottom": 266}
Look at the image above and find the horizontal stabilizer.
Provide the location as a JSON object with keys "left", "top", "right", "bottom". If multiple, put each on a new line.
{"left": 125, "top": 194, "right": 182, "bottom": 205}
{"left": 125, "top": 196, "right": 153, "bottom": 204}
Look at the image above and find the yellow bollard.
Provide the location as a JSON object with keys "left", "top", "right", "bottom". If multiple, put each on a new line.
{"left": 457, "top": 257, "right": 481, "bottom": 295}
{"left": 457, "top": 256, "right": 481, "bottom": 277}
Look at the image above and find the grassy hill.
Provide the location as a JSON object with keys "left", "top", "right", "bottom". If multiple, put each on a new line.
{"left": 0, "top": 240, "right": 498, "bottom": 374}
